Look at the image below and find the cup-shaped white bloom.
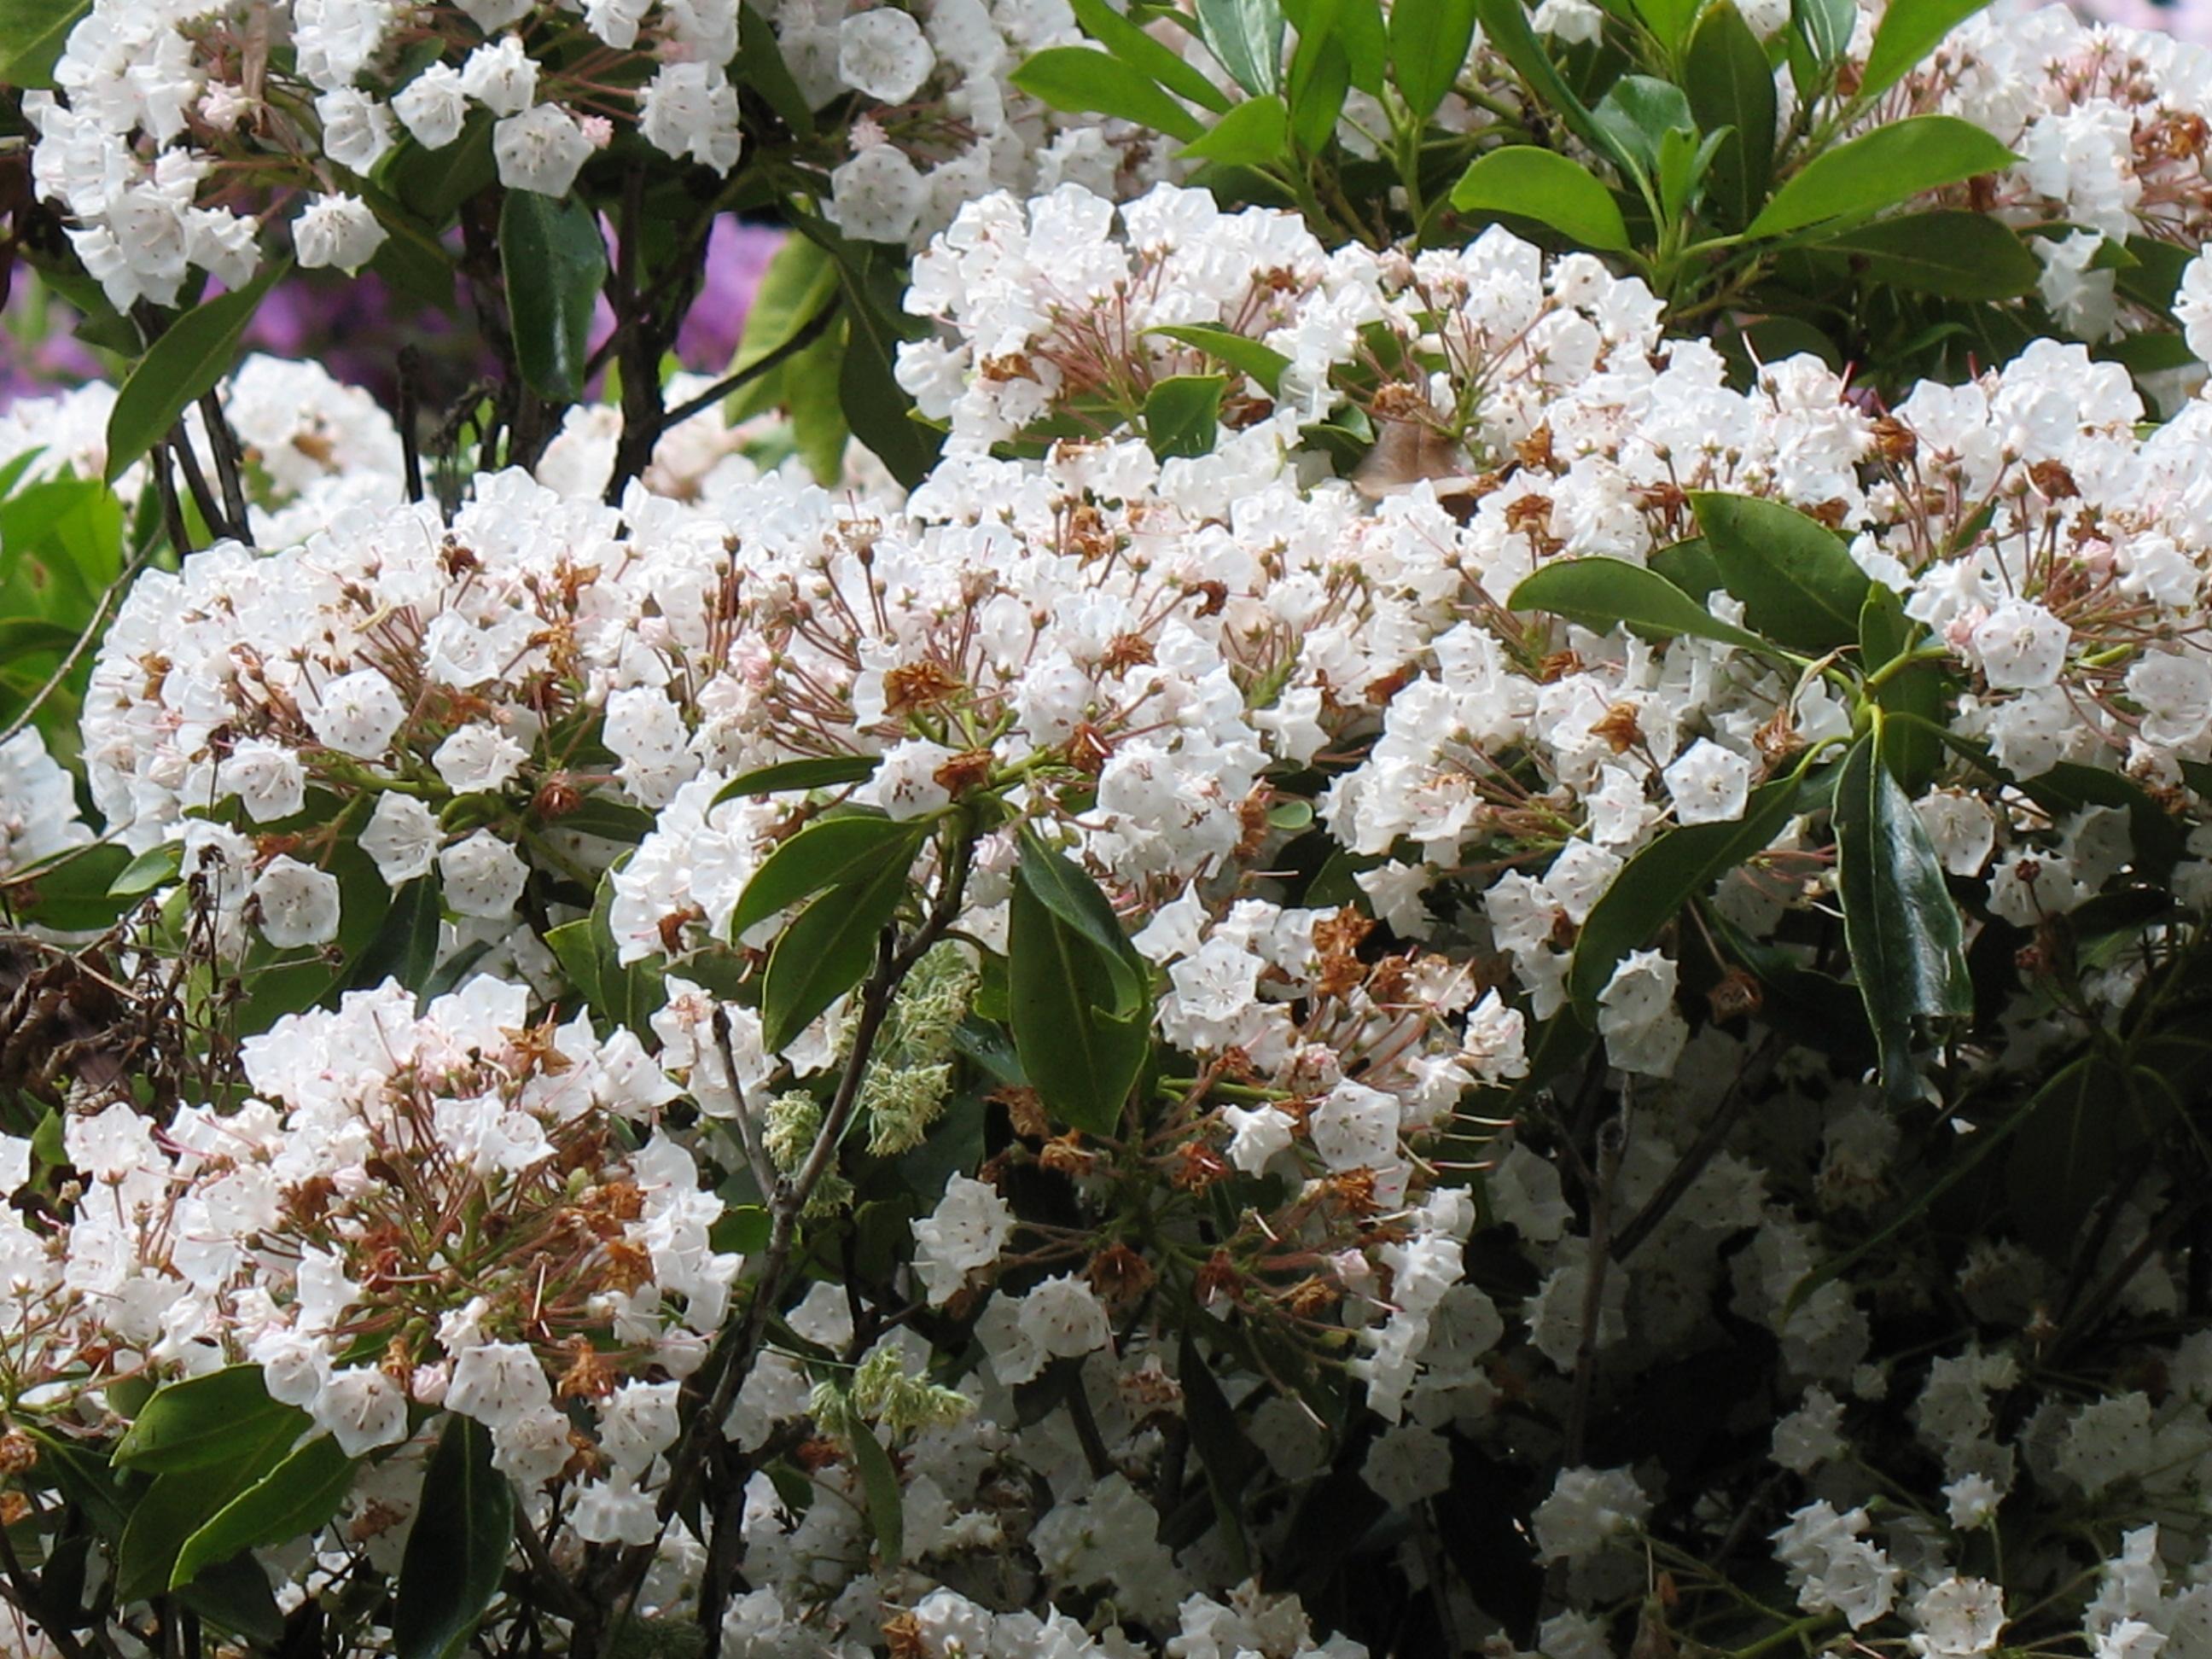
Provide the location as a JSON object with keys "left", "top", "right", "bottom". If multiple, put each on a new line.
{"left": 838, "top": 9, "right": 938, "bottom": 103}
{"left": 393, "top": 63, "right": 469, "bottom": 149}
{"left": 439, "top": 831, "right": 529, "bottom": 918}
{"left": 494, "top": 103, "right": 594, "bottom": 196}
{"left": 1663, "top": 737, "right": 1752, "bottom": 826}
{"left": 254, "top": 856, "right": 342, "bottom": 947}
{"left": 360, "top": 792, "right": 442, "bottom": 887}
{"left": 292, "top": 193, "right": 387, "bottom": 274}
{"left": 1970, "top": 600, "right": 2069, "bottom": 691}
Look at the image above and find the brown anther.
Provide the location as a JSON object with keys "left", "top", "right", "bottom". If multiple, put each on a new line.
{"left": 1324, "top": 1168, "right": 1381, "bottom": 1215}
{"left": 0, "top": 1429, "right": 38, "bottom": 1475}
{"left": 556, "top": 1336, "right": 619, "bottom": 1400}
{"left": 1754, "top": 703, "right": 1802, "bottom": 764}
{"left": 252, "top": 832, "right": 304, "bottom": 863}
{"left": 1365, "top": 955, "right": 1414, "bottom": 1004}
{"left": 1063, "top": 721, "right": 1115, "bottom": 775}
{"left": 1804, "top": 498, "right": 1851, "bottom": 530}
{"left": 1634, "top": 480, "right": 1688, "bottom": 519}
{"left": 1705, "top": 967, "right": 1763, "bottom": 1024}
{"left": 1364, "top": 665, "right": 1415, "bottom": 704}
{"left": 1064, "top": 502, "right": 1117, "bottom": 562}
{"left": 792, "top": 1436, "right": 845, "bottom": 1471}
{"left": 932, "top": 747, "right": 995, "bottom": 799}
{"left": 2029, "top": 458, "right": 2080, "bottom": 501}
{"left": 532, "top": 776, "right": 584, "bottom": 820}
{"left": 1368, "top": 381, "right": 1432, "bottom": 422}
{"left": 1169, "top": 1138, "right": 1230, "bottom": 1192}
{"left": 1194, "top": 1249, "right": 1243, "bottom": 1307}
{"left": 599, "top": 1237, "right": 655, "bottom": 1293}
{"left": 0, "top": 1492, "right": 28, "bottom": 1527}
{"left": 1538, "top": 649, "right": 1583, "bottom": 684}
{"left": 1190, "top": 579, "right": 1230, "bottom": 618}
{"left": 282, "top": 1174, "right": 338, "bottom": 1225}
{"left": 1871, "top": 416, "right": 1918, "bottom": 464}
{"left": 1514, "top": 423, "right": 1556, "bottom": 471}
{"left": 977, "top": 352, "right": 1033, "bottom": 384}
{"left": 439, "top": 538, "right": 480, "bottom": 578}
{"left": 990, "top": 1086, "right": 1050, "bottom": 1140}
{"left": 656, "top": 905, "right": 703, "bottom": 958}
{"left": 1504, "top": 492, "right": 1553, "bottom": 536}
{"left": 350, "top": 1499, "right": 408, "bottom": 1543}
{"left": 1283, "top": 1275, "right": 1342, "bottom": 1318}
{"left": 1588, "top": 701, "right": 1644, "bottom": 754}
{"left": 1234, "top": 789, "right": 1272, "bottom": 860}
{"left": 1085, "top": 1242, "right": 1155, "bottom": 1307}
{"left": 561, "top": 1429, "right": 605, "bottom": 1483}
{"left": 1039, "top": 1132, "right": 1098, "bottom": 1178}
{"left": 380, "top": 1338, "right": 414, "bottom": 1388}
{"left": 882, "top": 660, "right": 963, "bottom": 715}
{"left": 883, "top": 1613, "right": 928, "bottom": 1659}
{"left": 1099, "top": 632, "right": 1156, "bottom": 674}
{"left": 1314, "top": 905, "right": 1375, "bottom": 999}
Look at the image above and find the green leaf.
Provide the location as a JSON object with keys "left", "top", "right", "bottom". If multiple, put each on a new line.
{"left": 826, "top": 240, "right": 943, "bottom": 488}
{"left": 392, "top": 1415, "right": 513, "bottom": 1659}
{"left": 1285, "top": 0, "right": 1353, "bottom": 148}
{"left": 1813, "top": 211, "right": 2039, "bottom": 299}
{"left": 1011, "top": 47, "right": 1206, "bottom": 141}
{"left": 1833, "top": 730, "right": 1972, "bottom": 1096}
{"left": 1179, "top": 93, "right": 1290, "bottom": 166}
{"left": 1388, "top": 0, "right": 1478, "bottom": 117}
{"left": 114, "top": 1367, "right": 303, "bottom": 1475}
{"left": 103, "top": 260, "right": 289, "bottom": 484}
{"left": 1507, "top": 556, "right": 1778, "bottom": 656}
{"left": 1627, "top": 0, "right": 1700, "bottom": 49}
{"left": 761, "top": 853, "right": 909, "bottom": 1052}
{"left": 1683, "top": 0, "right": 1776, "bottom": 229}
{"left": 738, "top": 3, "right": 819, "bottom": 136}
{"left": 1474, "top": 0, "right": 1620, "bottom": 166}
{"left": 1860, "top": 0, "right": 1991, "bottom": 103}
{"left": 116, "top": 1410, "right": 306, "bottom": 1600}
{"left": 1592, "top": 75, "right": 1694, "bottom": 178}
{"left": 713, "top": 754, "right": 882, "bottom": 804}
{"left": 1144, "top": 375, "right": 1226, "bottom": 460}
{"left": 1070, "top": 0, "right": 1235, "bottom": 112}
{"left": 1008, "top": 878, "right": 1150, "bottom": 1137}
{"left": 1015, "top": 830, "right": 1143, "bottom": 1016}
{"left": 380, "top": 110, "right": 498, "bottom": 225}
{"left": 1745, "top": 115, "right": 2016, "bottom": 239}
{"left": 0, "top": 0, "right": 90, "bottom": 88}
{"left": 848, "top": 1426, "right": 905, "bottom": 1564}
{"left": 1146, "top": 324, "right": 1291, "bottom": 395}
{"left": 1195, "top": 0, "right": 1285, "bottom": 94}
{"left": 1450, "top": 148, "right": 1632, "bottom": 253}
{"left": 1179, "top": 1330, "right": 1261, "bottom": 1575}
{"left": 346, "top": 876, "right": 445, "bottom": 993}
{"left": 788, "top": 326, "right": 853, "bottom": 484}
{"left": 1790, "top": 0, "right": 1855, "bottom": 70}
{"left": 1689, "top": 490, "right": 1871, "bottom": 653}
{"left": 730, "top": 814, "right": 922, "bottom": 941}
{"left": 1860, "top": 585, "right": 1945, "bottom": 793}
{"left": 499, "top": 190, "right": 608, "bottom": 404}
{"left": 722, "top": 235, "right": 840, "bottom": 423}
{"left": 108, "top": 841, "right": 183, "bottom": 898}
{"left": 171, "top": 1434, "right": 357, "bottom": 1592}
{"left": 1569, "top": 773, "right": 1806, "bottom": 1007}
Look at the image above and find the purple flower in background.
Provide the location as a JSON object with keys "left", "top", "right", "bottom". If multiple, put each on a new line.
{"left": 678, "top": 219, "right": 784, "bottom": 371}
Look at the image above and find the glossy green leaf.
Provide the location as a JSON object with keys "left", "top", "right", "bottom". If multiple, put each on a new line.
{"left": 346, "top": 875, "right": 445, "bottom": 993}
{"left": 730, "top": 814, "right": 922, "bottom": 941}
{"left": 1285, "top": 0, "right": 1353, "bottom": 148}
{"left": 1569, "top": 773, "right": 1806, "bottom": 1008}
{"left": 1012, "top": 47, "right": 1207, "bottom": 140}
{"left": 1451, "top": 148, "right": 1633, "bottom": 253}
{"left": 723, "top": 235, "right": 840, "bottom": 423}
{"left": 1289, "top": 0, "right": 1385, "bottom": 94}
{"left": 830, "top": 243, "right": 944, "bottom": 488}
{"left": 849, "top": 1425, "right": 905, "bottom": 1564}
{"left": 1627, "top": 0, "right": 1700, "bottom": 48}
{"left": 0, "top": 0, "right": 90, "bottom": 87}
{"left": 738, "top": 3, "right": 818, "bottom": 136}
{"left": 761, "top": 853, "right": 910, "bottom": 1052}
{"left": 1388, "top": 0, "right": 1478, "bottom": 116}
{"left": 1790, "top": 0, "right": 1855, "bottom": 69}
{"left": 1860, "top": 0, "right": 1991, "bottom": 103}
{"left": 1474, "top": 0, "right": 1619, "bottom": 165}
{"left": 1507, "top": 556, "right": 1777, "bottom": 655}
{"left": 380, "top": 110, "right": 497, "bottom": 225}
{"left": 1195, "top": 0, "right": 1285, "bottom": 94}
{"left": 1860, "top": 585, "right": 1945, "bottom": 793}
{"left": 1746, "top": 116, "right": 2016, "bottom": 238}
{"left": 1690, "top": 490, "right": 1871, "bottom": 653}
{"left": 1592, "top": 75, "right": 1695, "bottom": 178}
{"left": 393, "top": 1415, "right": 513, "bottom": 1659}
{"left": 1814, "top": 211, "right": 2039, "bottom": 299}
{"left": 1147, "top": 324, "right": 1291, "bottom": 395}
{"left": 1071, "top": 0, "right": 1235, "bottom": 111}
{"left": 1016, "top": 830, "right": 1143, "bottom": 1016}
{"left": 114, "top": 1366, "right": 302, "bottom": 1475}
{"left": 712, "top": 754, "right": 882, "bottom": 804}
{"left": 2, "top": 842, "right": 131, "bottom": 932}
{"left": 1683, "top": 0, "right": 1776, "bottom": 229}
{"left": 1179, "top": 93, "right": 1290, "bottom": 166}
{"left": 108, "top": 841, "right": 183, "bottom": 898}
{"left": 1144, "top": 375, "right": 1227, "bottom": 460}
{"left": 116, "top": 1410, "right": 306, "bottom": 1600}
{"left": 1179, "top": 1330, "right": 1262, "bottom": 1575}
{"left": 1833, "top": 731, "right": 1972, "bottom": 1095}
{"left": 500, "top": 191, "right": 608, "bottom": 404}
{"left": 172, "top": 1434, "right": 358, "bottom": 1591}
{"left": 1008, "top": 879, "right": 1150, "bottom": 1136}
{"left": 104, "top": 260, "right": 289, "bottom": 484}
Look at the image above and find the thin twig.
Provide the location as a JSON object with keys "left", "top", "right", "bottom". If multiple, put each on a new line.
{"left": 193, "top": 390, "right": 252, "bottom": 544}
{"left": 1563, "top": 1086, "right": 1630, "bottom": 1470}
{"left": 1611, "top": 1033, "right": 1779, "bottom": 1261}
{"left": 658, "top": 294, "right": 845, "bottom": 430}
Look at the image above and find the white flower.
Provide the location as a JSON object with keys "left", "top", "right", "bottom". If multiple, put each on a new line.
{"left": 309, "top": 667, "right": 409, "bottom": 756}
{"left": 221, "top": 737, "right": 306, "bottom": 823}
{"left": 911, "top": 1175, "right": 1013, "bottom": 1302}
{"left": 459, "top": 37, "right": 538, "bottom": 117}
{"left": 1532, "top": 1465, "right": 1649, "bottom": 1561}
{"left": 838, "top": 9, "right": 938, "bottom": 103}
{"left": 393, "top": 63, "right": 469, "bottom": 150}
{"left": 445, "top": 1340, "right": 553, "bottom": 1429}
{"left": 494, "top": 104, "right": 594, "bottom": 197}
{"left": 1220, "top": 1103, "right": 1295, "bottom": 1174}
{"left": 254, "top": 856, "right": 342, "bottom": 947}
{"left": 293, "top": 194, "right": 386, "bottom": 274}
{"left": 315, "top": 87, "right": 395, "bottom": 173}
{"left": 1307, "top": 1080, "right": 1400, "bottom": 1172}
{"left": 434, "top": 725, "right": 528, "bottom": 795}
{"left": 1970, "top": 600, "right": 2069, "bottom": 690}
{"left": 1016, "top": 1274, "right": 1111, "bottom": 1359}
{"left": 311, "top": 1369, "right": 409, "bottom": 1456}
{"left": 1596, "top": 949, "right": 1688, "bottom": 1077}
{"left": 1663, "top": 738, "right": 1752, "bottom": 825}
{"left": 830, "top": 145, "right": 926, "bottom": 245}
{"left": 861, "top": 738, "right": 957, "bottom": 819}
{"left": 1909, "top": 1576, "right": 2005, "bottom": 1659}
{"left": 361, "top": 793, "right": 442, "bottom": 887}
{"left": 439, "top": 832, "right": 528, "bottom": 918}
{"left": 637, "top": 62, "right": 743, "bottom": 172}
{"left": 2127, "top": 651, "right": 2212, "bottom": 748}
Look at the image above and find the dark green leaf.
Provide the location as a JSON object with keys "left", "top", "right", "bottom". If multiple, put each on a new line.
{"left": 0, "top": 842, "right": 131, "bottom": 931}
{"left": 827, "top": 242, "right": 943, "bottom": 488}
{"left": 738, "top": 3, "right": 819, "bottom": 137}
{"left": 172, "top": 1434, "right": 358, "bottom": 1591}
{"left": 1147, "top": 324, "right": 1291, "bottom": 394}
{"left": 117, "top": 1415, "right": 305, "bottom": 1600}
{"left": 1592, "top": 75, "right": 1694, "bottom": 178}
{"left": 380, "top": 111, "right": 498, "bottom": 225}
{"left": 1683, "top": 1, "right": 1776, "bottom": 229}
{"left": 713, "top": 754, "right": 882, "bottom": 804}
{"left": 1507, "top": 556, "right": 1778, "bottom": 655}
{"left": 1195, "top": 0, "right": 1284, "bottom": 94}
{"left": 1790, "top": 0, "right": 1855, "bottom": 70}
{"left": 499, "top": 191, "right": 608, "bottom": 404}
{"left": 1452, "top": 148, "right": 1633, "bottom": 253}
{"left": 848, "top": 1425, "right": 905, "bottom": 1563}
{"left": 1011, "top": 48, "right": 1206, "bottom": 141}
{"left": 108, "top": 841, "right": 182, "bottom": 898}
{"left": 1008, "top": 879, "right": 1150, "bottom": 1136}
{"left": 723, "top": 236, "right": 840, "bottom": 423}
{"left": 1690, "top": 490, "right": 1871, "bottom": 653}
{"left": 730, "top": 814, "right": 921, "bottom": 941}
{"left": 1285, "top": 0, "right": 1353, "bottom": 148}
{"left": 761, "top": 853, "right": 908, "bottom": 1052}
{"left": 1627, "top": 0, "right": 1700, "bottom": 48}
{"left": 1179, "top": 1330, "right": 1261, "bottom": 1575}
{"left": 393, "top": 1415, "right": 512, "bottom": 1659}
{"left": 1814, "top": 211, "right": 2039, "bottom": 299}
{"left": 1015, "top": 830, "right": 1143, "bottom": 1015}
{"left": 23, "top": 1428, "right": 131, "bottom": 1540}
{"left": 1746, "top": 116, "right": 2016, "bottom": 238}
{"left": 1860, "top": 0, "right": 1990, "bottom": 103}
{"left": 1569, "top": 772, "right": 1806, "bottom": 1007}
{"left": 1179, "top": 93, "right": 1289, "bottom": 166}
{"left": 104, "top": 260, "right": 289, "bottom": 484}
{"left": 1144, "top": 375, "right": 1226, "bottom": 460}
{"left": 1833, "top": 731, "right": 1972, "bottom": 1095}
{"left": 114, "top": 1366, "right": 301, "bottom": 1475}
{"left": 1474, "top": 0, "right": 1621, "bottom": 166}
{"left": 346, "top": 876, "right": 445, "bottom": 992}
{"left": 1071, "top": 0, "right": 1235, "bottom": 111}
{"left": 1388, "top": 0, "right": 1478, "bottom": 117}
{"left": 0, "top": 0, "right": 90, "bottom": 87}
